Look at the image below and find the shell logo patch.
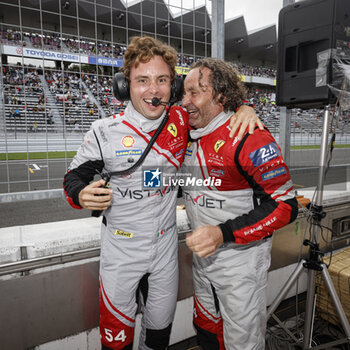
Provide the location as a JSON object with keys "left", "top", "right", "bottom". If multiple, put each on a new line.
{"left": 115, "top": 229, "right": 133, "bottom": 238}
{"left": 122, "top": 136, "right": 135, "bottom": 148}
{"left": 167, "top": 123, "right": 177, "bottom": 137}
{"left": 214, "top": 140, "right": 225, "bottom": 153}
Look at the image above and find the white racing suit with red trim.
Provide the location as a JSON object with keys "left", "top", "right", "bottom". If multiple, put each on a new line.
{"left": 63, "top": 103, "right": 189, "bottom": 350}
{"left": 182, "top": 111, "right": 298, "bottom": 350}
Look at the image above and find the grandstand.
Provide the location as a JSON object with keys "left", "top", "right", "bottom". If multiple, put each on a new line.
{"left": 0, "top": 0, "right": 276, "bottom": 139}
{"left": 1, "top": 28, "right": 349, "bottom": 144}
{"left": 3, "top": 60, "right": 349, "bottom": 141}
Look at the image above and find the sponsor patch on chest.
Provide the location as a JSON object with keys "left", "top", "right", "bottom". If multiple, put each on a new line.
{"left": 167, "top": 123, "right": 177, "bottom": 137}
{"left": 116, "top": 149, "right": 143, "bottom": 157}
{"left": 207, "top": 152, "right": 224, "bottom": 166}
{"left": 209, "top": 168, "right": 225, "bottom": 177}
{"left": 175, "top": 148, "right": 184, "bottom": 159}
{"left": 167, "top": 136, "right": 185, "bottom": 150}
{"left": 185, "top": 142, "right": 193, "bottom": 156}
{"left": 122, "top": 135, "right": 135, "bottom": 147}
{"left": 214, "top": 140, "right": 225, "bottom": 153}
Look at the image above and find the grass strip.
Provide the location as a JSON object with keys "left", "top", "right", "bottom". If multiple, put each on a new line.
{"left": 291, "top": 144, "right": 350, "bottom": 150}
{"left": 1, "top": 144, "right": 349, "bottom": 160}
{"left": 0, "top": 151, "right": 77, "bottom": 161}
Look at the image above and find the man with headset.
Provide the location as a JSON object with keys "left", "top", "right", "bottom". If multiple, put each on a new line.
{"left": 182, "top": 58, "right": 298, "bottom": 350}
{"left": 63, "top": 36, "right": 261, "bottom": 350}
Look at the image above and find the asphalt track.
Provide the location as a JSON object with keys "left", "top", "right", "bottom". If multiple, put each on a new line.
{"left": 0, "top": 157, "right": 349, "bottom": 228}
{"left": 0, "top": 158, "right": 70, "bottom": 193}
{"left": 1, "top": 158, "right": 349, "bottom": 193}
{"left": 1, "top": 159, "right": 349, "bottom": 192}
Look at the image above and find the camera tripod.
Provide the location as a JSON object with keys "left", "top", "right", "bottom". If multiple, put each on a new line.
{"left": 267, "top": 105, "right": 350, "bottom": 349}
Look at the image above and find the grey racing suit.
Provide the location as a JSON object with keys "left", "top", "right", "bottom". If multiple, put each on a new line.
{"left": 182, "top": 111, "right": 298, "bottom": 350}
{"left": 63, "top": 102, "right": 189, "bottom": 349}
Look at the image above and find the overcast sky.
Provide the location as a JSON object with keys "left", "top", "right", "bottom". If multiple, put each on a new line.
{"left": 168, "top": 0, "right": 290, "bottom": 32}
{"left": 225, "top": 0, "right": 283, "bottom": 32}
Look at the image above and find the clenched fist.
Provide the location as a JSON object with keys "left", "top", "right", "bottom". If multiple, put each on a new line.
{"left": 78, "top": 179, "right": 113, "bottom": 211}
{"left": 186, "top": 225, "right": 224, "bottom": 258}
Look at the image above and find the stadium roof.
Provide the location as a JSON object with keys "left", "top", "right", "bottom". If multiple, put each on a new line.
{"left": 224, "top": 18, "right": 277, "bottom": 64}
{"left": 2, "top": 0, "right": 277, "bottom": 65}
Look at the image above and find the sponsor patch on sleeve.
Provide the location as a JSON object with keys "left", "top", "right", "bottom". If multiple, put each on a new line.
{"left": 261, "top": 167, "right": 287, "bottom": 181}
{"left": 249, "top": 142, "right": 280, "bottom": 167}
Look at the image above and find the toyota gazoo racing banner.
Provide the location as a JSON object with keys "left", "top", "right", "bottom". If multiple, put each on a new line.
{"left": 2, "top": 45, "right": 89, "bottom": 64}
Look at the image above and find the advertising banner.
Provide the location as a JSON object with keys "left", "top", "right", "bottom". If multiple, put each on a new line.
{"left": 2, "top": 45, "right": 197, "bottom": 77}
{"left": 88, "top": 56, "right": 123, "bottom": 67}
{"left": 175, "top": 66, "right": 189, "bottom": 75}
{"left": 3, "top": 45, "right": 89, "bottom": 64}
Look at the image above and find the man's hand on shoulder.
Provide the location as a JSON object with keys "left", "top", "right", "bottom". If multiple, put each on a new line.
{"left": 229, "top": 105, "right": 264, "bottom": 139}
{"left": 186, "top": 225, "right": 223, "bottom": 258}
{"left": 78, "top": 179, "right": 113, "bottom": 211}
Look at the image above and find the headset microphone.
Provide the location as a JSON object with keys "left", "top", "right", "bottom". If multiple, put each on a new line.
{"left": 151, "top": 97, "right": 167, "bottom": 107}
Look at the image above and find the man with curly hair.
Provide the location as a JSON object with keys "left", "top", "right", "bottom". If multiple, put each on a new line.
{"left": 183, "top": 58, "right": 298, "bottom": 350}
{"left": 64, "top": 37, "right": 261, "bottom": 350}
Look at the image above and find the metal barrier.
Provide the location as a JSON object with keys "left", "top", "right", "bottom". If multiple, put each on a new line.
{"left": 0, "top": 246, "right": 100, "bottom": 276}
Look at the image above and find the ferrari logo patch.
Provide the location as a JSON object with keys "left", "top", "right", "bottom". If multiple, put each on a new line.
{"left": 214, "top": 140, "right": 225, "bottom": 153}
{"left": 167, "top": 123, "right": 177, "bottom": 137}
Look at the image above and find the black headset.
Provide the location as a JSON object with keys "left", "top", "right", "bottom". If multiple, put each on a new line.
{"left": 113, "top": 71, "right": 183, "bottom": 104}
